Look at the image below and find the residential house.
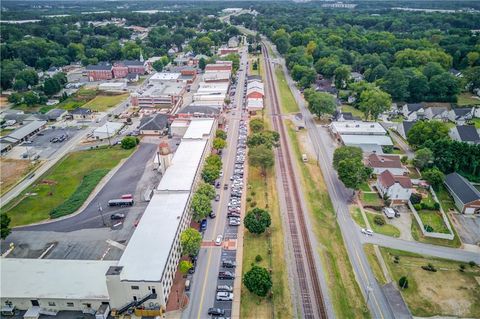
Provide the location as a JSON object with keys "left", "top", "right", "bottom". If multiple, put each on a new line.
{"left": 46, "top": 66, "right": 61, "bottom": 77}
{"left": 449, "top": 125, "right": 480, "bottom": 144}
{"left": 333, "top": 111, "right": 361, "bottom": 122}
{"left": 86, "top": 63, "right": 113, "bottom": 81}
{"left": 69, "top": 107, "right": 94, "bottom": 120}
{"left": 396, "top": 121, "right": 416, "bottom": 140}
{"left": 448, "top": 107, "right": 475, "bottom": 125}
{"left": 138, "top": 114, "right": 169, "bottom": 135}
{"left": 350, "top": 72, "right": 364, "bottom": 82}
{"left": 376, "top": 170, "right": 413, "bottom": 203}
{"left": 424, "top": 107, "right": 449, "bottom": 121}
{"left": 228, "top": 36, "right": 239, "bottom": 48}
{"left": 444, "top": 172, "right": 480, "bottom": 214}
{"left": 45, "top": 109, "right": 68, "bottom": 122}
{"left": 366, "top": 154, "right": 408, "bottom": 176}
{"left": 402, "top": 103, "right": 424, "bottom": 121}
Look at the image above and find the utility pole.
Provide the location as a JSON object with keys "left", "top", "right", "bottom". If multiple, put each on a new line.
{"left": 98, "top": 203, "right": 106, "bottom": 226}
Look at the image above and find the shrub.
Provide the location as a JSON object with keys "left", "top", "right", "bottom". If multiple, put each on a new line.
{"left": 121, "top": 136, "right": 139, "bottom": 149}
{"left": 434, "top": 202, "right": 440, "bottom": 210}
{"left": 459, "top": 264, "right": 466, "bottom": 272}
{"left": 421, "top": 263, "right": 437, "bottom": 272}
{"left": 469, "top": 261, "right": 477, "bottom": 267}
{"left": 424, "top": 224, "right": 434, "bottom": 232}
{"left": 414, "top": 203, "right": 422, "bottom": 211}
{"left": 255, "top": 255, "right": 263, "bottom": 262}
{"left": 373, "top": 215, "right": 385, "bottom": 226}
{"left": 398, "top": 276, "right": 409, "bottom": 289}
{"left": 410, "top": 193, "right": 422, "bottom": 205}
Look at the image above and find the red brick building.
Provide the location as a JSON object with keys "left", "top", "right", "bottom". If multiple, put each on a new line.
{"left": 86, "top": 63, "right": 113, "bottom": 81}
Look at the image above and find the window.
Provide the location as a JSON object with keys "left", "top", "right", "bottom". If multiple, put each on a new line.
{"left": 67, "top": 302, "right": 74, "bottom": 307}
{"left": 48, "top": 302, "right": 56, "bottom": 307}
{"left": 131, "top": 285, "right": 139, "bottom": 290}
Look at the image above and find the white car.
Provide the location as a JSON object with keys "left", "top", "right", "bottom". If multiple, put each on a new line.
{"left": 215, "top": 234, "right": 223, "bottom": 246}
{"left": 216, "top": 292, "right": 234, "bottom": 301}
{"left": 361, "top": 228, "right": 374, "bottom": 236}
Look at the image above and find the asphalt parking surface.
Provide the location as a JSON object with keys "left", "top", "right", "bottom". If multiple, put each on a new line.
{"left": 213, "top": 250, "right": 237, "bottom": 317}
{"left": 29, "top": 127, "right": 81, "bottom": 159}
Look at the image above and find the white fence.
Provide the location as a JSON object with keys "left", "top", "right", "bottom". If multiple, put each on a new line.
{"left": 408, "top": 187, "right": 454, "bottom": 240}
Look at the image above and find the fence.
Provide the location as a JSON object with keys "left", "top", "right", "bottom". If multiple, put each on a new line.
{"left": 408, "top": 187, "right": 454, "bottom": 240}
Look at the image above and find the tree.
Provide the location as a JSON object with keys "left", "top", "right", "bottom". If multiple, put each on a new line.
{"left": 152, "top": 60, "right": 164, "bottom": 72}
{"left": 243, "top": 265, "right": 272, "bottom": 297}
{"left": 180, "top": 227, "right": 202, "bottom": 256}
{"left": 43, "top": 77, "right": 62, "bottom": 96}
{"left": 23, "top": 91, "right": 39, "bottom": 106}
{"left": 422, "top": 62, "right": 444, "bottom": 81}
{"left": 199, "top": 57, "right": 206, "bottom": 71}
{"left": 15, "top": 69, "right": 38, "bottom": 86}
{"left": 216, "top": 129, "right": 227, "bottom": 140}
{"left": 463, "top": 66, "right": 480, "bottom": 93}
{"left": 249, "top": 144, "right": 274, "bottom": 175}
{"left": 202, "top": 164, "right": 220, "bottom": 184}
{"left": 13, "top": 79, "right": 27, "bottom": 91}
{"left": 399, "top": 276, "right": 409, "bottom": 289}
{"left": 249, "top": 119, "right": 264, "bottom": 133}
{"left": 337, "top": 158, "right": 372, "bottom": 191}
{"left": 247, "top": 131, "right": 279, "bottom": 149}
{"left": 179, "top": 260, "right": 193, "bottom": 274}
{"left": 244, "top": 208, "right": 271, "bottom": 235}
{"left": 121, "top": 136, "right": 138, "bottom": 149}
{"left": 7, "top": 92, "right": 22, "bottom": 105}
{"left": 428, "top": 72, "right": 460, "bottom": 101}
{"left": 380, "top": 67, "right": 409, "bottom": 101}
{"left": 304, "top": 89, "right": 336, "bottom": 118}
{"left": 359, "top": 88, "right": 391, "bottom": 120}
{"left": 333, "top": 146, "right": 363, "bottom": 170}
{"left": 413, "top": 148, "right": 434, "bottom": 170}
{"left": 422, "top": 167, "right": 444, "bottom": 191}
{"left": 333, "top": 65, "right": 351, "bottom": 89}
{"left": 213, "top": 137, "right": 227, "bottom": 150}
{"left": 191, "top": 193, "right": 212, "bottom": 221}
{"left": 0, "top": 213, "right": 11, "bottom": 240}
{"left": 196, "top": 183, "right": 216, "bottom": 200}
{"left": 407, "top": 121, "right": 449, "bottom": 149}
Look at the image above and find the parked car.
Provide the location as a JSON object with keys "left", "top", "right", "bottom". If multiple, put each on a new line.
{"left": 200, "top": 219, "right": 208, "bottom": 232}
{"left": 217, "top": 285, "right": 233, "bottom": 292}
{"left": 361, "top": 228, "right": 374, "bottom": 236}
{"left": 218, "top": 271, "right": 235, "bottom": 279}
{"left": 209, "top": 211, "right": 217, "bottom": 218}
{"left": 208, "top": 308, "right": 225, "bottom": 316}
{"left": 110, "top": 213, "right": 125, "bottom": 220}
{"left": 222, "top": 260, "right": 236, "bottom": 268}
{"left": 215, "top": 194, "right": 220, "bottom": 202}
{"left": 216, "top": 292, "right": 233, "bottom": 301}
{"left": 224, "top": 183, "right": 228, "bottom": 190}
{"left": 215, "top": 234, "right": 223, "bottom": 246}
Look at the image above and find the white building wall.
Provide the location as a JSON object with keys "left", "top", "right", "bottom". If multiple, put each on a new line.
{"left": 1, "top": 297, "right": 107, "bottom": 313}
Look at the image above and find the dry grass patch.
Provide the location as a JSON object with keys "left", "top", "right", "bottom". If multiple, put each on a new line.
{"left": 0, "top": 159, "right": 36, "bottom": 195}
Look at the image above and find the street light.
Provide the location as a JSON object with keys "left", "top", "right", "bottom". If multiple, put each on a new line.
{"left": 98, "top": 203, "right": 106, "bottom": 227}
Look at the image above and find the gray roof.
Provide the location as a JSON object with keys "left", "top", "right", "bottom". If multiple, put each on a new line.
{"left": 180, "top": 105, "right": 220, "bottom": 115}
{"left": 70, "top": 107, "right": 92, "bottom": 115}
{"left": 402, "top": 121, "right": 416, "bottom": 136}
{"left": 456, "top": 125, "right": 480, "bottom": 142}
{"left": 86, "top": 63, "right": 112, "bottom": 71}
{"left": 247, "top": 75, "right": 262, "bottom": 81}
{"left": 453, "top": 108, "right": 473, "bottom": 118}
{"left": 117, "top": 60, "right": 144, "bottom": 67}
{"left": 2, "top": 113, "right": 29, "bottom": 123}
{"left": 406, "top": 103, "right": 423, "bottom": 113}
{"left": 8, "top": 120, "right": 46, "bottom": 140}
{"left": 45, "top": 109, "right": 67, "bottom": 120}
{"left": 445, "top": 172, "right": 480, "bottom": 204}
{"left": 139, "top": 114, "right": 169, "bottom": 131}
{"left": 126, "top": 73, "right": 138, "bottom": 80}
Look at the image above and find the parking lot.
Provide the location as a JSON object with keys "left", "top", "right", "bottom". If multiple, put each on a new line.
{"left": 4, "top": 127, "right": 81, "bottom": 160}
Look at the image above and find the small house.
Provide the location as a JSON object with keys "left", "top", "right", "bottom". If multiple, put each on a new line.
{"left": 376, "top": 170, "right": 413, "bottom": 203}
{"left": 444, "top": 172, "right": 480, "bottom": 214}
{"left": 449, "top": 125, "right": 480, "bottom": 144}
{"left": 138, "top": 114, "right": 169, "bottom": 135}
{"left": 424, "top": 107, "right": 449, "bottom": 121}
{"left": 402, "top": 103, "right": 424, "bottom": 121}
{"left": 396, "top": 121, "right": 416, "bottom": 140}
{"left": 448, "top": 107, "right": 474, "bottom": 125}
{"left": 45, "top": 109, "right": 68, "bottom": 122}
{"left": 69, "top": 107, "right": 94, "bottom": 120}
{"left": 366, "top": 154, "right": 408, "bottom": 176}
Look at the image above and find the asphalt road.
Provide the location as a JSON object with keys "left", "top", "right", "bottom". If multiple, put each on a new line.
{"left": 16, "top": 141, "right": 159, "bottom": 232}
{"left": 182, "top": 46, "right": 249, "bottom": 319}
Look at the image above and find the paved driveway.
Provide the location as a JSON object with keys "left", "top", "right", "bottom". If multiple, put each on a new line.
{"left": 450, "top": 214, "right": 480, "bottom": 245}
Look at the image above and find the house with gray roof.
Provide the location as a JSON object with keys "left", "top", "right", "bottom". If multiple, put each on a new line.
{"left": 396, "top": 121, "right": 416, "bottom": 140}
{"left": 45, "top": 109, "right": 68, "bottom": 122}
{"left": 138, "top": 114, "right": 169, "bottom": 135}
{"left": 402, "top": 103, "right": 425, "bottom": 121}
{"left": 449, "top": 125, "right": 480, "bottom": 144}
{"left": 424, "top": 106, "right": 449, "bottom": 121}
{"left": 444, "top": 172, "right": 480, "bottom": 214}
{"left": 448, "top": 107, "right": 474, "bottom": 125}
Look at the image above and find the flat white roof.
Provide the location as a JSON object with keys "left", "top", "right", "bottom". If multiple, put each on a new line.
{"left": 341, "top": 134, "right": 393, "bottom": 146}
{"left": 331, "top": 121, "right": 386, "bottom": 135}
{"left": 150, "top": 72, "right": 181, "bottom": 81}
{"left": 142, "top": 82, "right": 185, "bottom": 97}
{"left": 1, "top": 258, "right": 115, "bottom": 300}
{"left": 157, "top": 139, "right": 208, "bottom": 191}
{"left": 183, "top": 118, "right": 215, "bottom": 139}
{"left": 118, "top": 192, "right": 190, "bottom": 282}
{"left": 94, "top": 121, "right": 123, "bottom": 134}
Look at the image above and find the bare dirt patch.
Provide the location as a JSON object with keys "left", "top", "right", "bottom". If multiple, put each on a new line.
{"left": 0, "top": 159, "right": 33, "bottom": 195}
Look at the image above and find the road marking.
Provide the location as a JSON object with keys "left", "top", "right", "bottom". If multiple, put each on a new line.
{"left": 106, "top": 239, "right": 126, "bottom": 250}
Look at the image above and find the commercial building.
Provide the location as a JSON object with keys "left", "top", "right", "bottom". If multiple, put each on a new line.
{"left": 131, "top": 81, "right": 186, "bottom": 111}
{"left": 0, "top": 120, "right": 47, "bottom": 154}
{"left": 86, "top": 63, "right": 113, "bottom": 82}
{"left": 138, "top": 114, "right": 169, "bottom": 135}
{"left": 330, "top": 120, "right": 392, "bottom": 154}
{"left": 112, "top": 60, "right": 146, "bottom": 78}
{"left": 98, "top": 82, "right": 127, "bottom": 92}
{"left": 92, "top": 122, "right": 124, "bottom": 140}
{"left": 149, "top": 72, "right": 181, "bottom": 84}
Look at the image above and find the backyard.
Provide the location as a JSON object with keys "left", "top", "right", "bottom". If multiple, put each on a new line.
{"left": 380, "top": 248, "right": 480, "bottom": 318}
{"left": 360, "top": 191, "right": 383, "bottom": 207}
{"left": 3, "top": 146, "right": 135, "bottom": 226}
{"left": 341, "top": 104, "right": 365, "bottom": 119}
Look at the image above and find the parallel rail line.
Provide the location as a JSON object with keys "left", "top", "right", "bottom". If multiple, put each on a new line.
{"left": 262, "top": 43, "right": 328, "bottom": 319}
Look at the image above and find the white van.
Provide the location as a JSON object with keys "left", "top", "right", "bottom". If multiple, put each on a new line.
{"left": 302, "top": 153, "right": 308, "bottom": 162}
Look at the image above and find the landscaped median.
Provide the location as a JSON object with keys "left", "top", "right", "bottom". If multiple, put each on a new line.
{"left": 3, "top": 145, "right": 135, "bottom": 226}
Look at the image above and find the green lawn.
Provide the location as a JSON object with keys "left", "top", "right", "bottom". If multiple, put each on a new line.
{"left": 470, "top": 118, "right": 480, "bottom": 129}
{"left": 380, "top": 247, "right": 480, "bottom": 317}
{"left": 351, "top": 206, "right": 367, "bottom": 228}
{"left": 363, "top": 244, "right": 387, "bottom": 285}
{"left": 341, "top": 104, "right": 365, "bottom": 119}
{"left": 3, "top": 146, "right": 134, "bottom": 226}
{"left": 365, "top": 212, "right": 401, "bottom": 237}
{"left": 82, "top": 94, "right": 129, "bottom": 111}
{"left": 275, "top": 67, "right": 299, "bottom": 114}
{"left": 411, "top": 217, "right": 461, "bottom": 248}
{"left": 0, "top": 128, "right": 14, "bottom": 137}
{"left": 361, "top": 192, "right": 383, "bottom": 206}
{"left": 287, "top": 124, "right": 370, "bottom": 318}
{"left": 359, "top": 182, "right": 371, "bottom": 192}
{"left": 39, "top": 88, "right": 98, "bottom": 113}
{"left": 457, "top": 92, "right": 480, "bottom": 106}
{"left": 417, "top": 210, "right": 450, "bottom": 234}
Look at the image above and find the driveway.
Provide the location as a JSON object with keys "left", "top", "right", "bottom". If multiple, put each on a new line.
{"left": 450, "top": 213, "right": 480, "bottom": 245}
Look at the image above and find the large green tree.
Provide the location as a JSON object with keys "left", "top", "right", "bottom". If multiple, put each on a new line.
{"left": 333, "top": 65, "right": 351, "bottom": 89}
{"left": 244, "top": 208, "right": 271, "bottom": 235}
{"left": 359, "top": 88, "right": 392, "bottom": 120}
{"left": 407, "top": 121, "right": 449, "bottom": 149}
{"left": 422, "top": 167, "right": 445, "bottom": 191}
{"left": 180, "top": 227, "right": 202, "bottom": 256}
{"left": 196, "top": 183, "right": 216, "bottom": 200}
{"left": 337, "top": 158, "right": 372, "bottom": 191}
{"left": 304, "top": 89, "right": 336, "bottom": 118}
{"left": 0, "top": 213, "right": 11, "bottom": 240}
{"left": 191, "top": 193, "right": 212, "bottom": 221}
{"left": 243, "top": 265, "right": 272, "bottom": 297}
{"left": 333, "top": 146, "right": 363, "bottom": 170}
{"left": 413, "top": 148, "right": 434, "bottom": 170}
{"left": 249, "top": 144, "right": 274, "bottom": 175}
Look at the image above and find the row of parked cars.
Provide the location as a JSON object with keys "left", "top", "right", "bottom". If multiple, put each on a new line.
{"left": 207, "top": 259, "right": 237, "bottom": 316}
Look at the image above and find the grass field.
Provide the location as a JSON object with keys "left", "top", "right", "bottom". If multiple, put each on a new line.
{"left": 361, "top": 192, "right": 383, "bottom": 206}
{"left": 0, "top": 159, "right": 37, "bottom": 196}
{"left": 249, "top": 54, "right": 260, "bottom": 76}
{"left": 363, "top": 244, "right": 387, "bottom": 285}
{"left": 411, "top": 217, "right": 461, "bottom": 248}
{"left": 417, "top": 210, "right": 450, "bottom": 234}
{"left": 287, "top": 124, "right": 369, "bottom": 318}
{"left": 380, "top": 248, "right": 480, "bottom": 317}
{"left": 3, "top": 146, "right": 134, "bottom": 226}
{"left": 341, "top": 105, "right": 365, "bottom": 119}
{"left": 275, "top": 66, "right": 299, "bottom": 114}
{"left": 241, "top": 119, "right": 293, "bottom": 318}
{"left": 365, "top": 212, "right": 401, "bottom": 237}
{"left": 0, "top": 128, "right": 14, "bottom": 137}
{"left": 457, "top": 92, "right": 480, "bottom": 106}
{"left": 82, "top": 94, "right": 129, "bottom": 112}
{"left": 350, "top": 206, "right": 367, "bottom": 228}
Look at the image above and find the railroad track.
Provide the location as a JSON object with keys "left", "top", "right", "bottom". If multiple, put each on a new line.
{"left": 262, "top": 43, "right": 328, "bottom": 319}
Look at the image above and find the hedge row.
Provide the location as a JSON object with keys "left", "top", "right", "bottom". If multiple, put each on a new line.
{"left": 49, "top": 169, "right": 109, "bottom": 219}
